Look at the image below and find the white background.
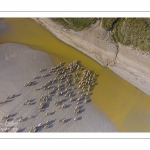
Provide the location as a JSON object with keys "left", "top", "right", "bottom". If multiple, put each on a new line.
{"left": 0, "top": 0, "right": 150, "bottom": 149}
{"left": 0, "top": 0, "right": 150, "bottom": 17}
{"left": 0, "top": 0, "right": 150, "bottom": 12}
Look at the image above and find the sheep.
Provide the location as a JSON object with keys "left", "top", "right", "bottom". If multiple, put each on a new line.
{"left": 1, "top": 116, "right": 5, "bottom": 120}
{"left": 37, "top": 123, "right": 42, "bottom": 127}
{"left": 69, "top": 98, "right": 73, "bottom": 102}
{"left": 46, "top": 120, "right": 50, "bottom": 125}
{"left": 28, "top": 116, "right": 32, "bottom": 119}
{"left": 18, "top": 117, "right": 23, "bottom": 122}
{"left": 75, "top": 106, "right": 79, "bottom": 109}
{"left": 84, "top": 100, "right": 87, "bottom": 103}
{"left": 77, "top": 98, "right": 80, "bottom": 101}
{"left": 74, "top": 117, "right": 77, "bottom": 121}
{"left": 60, "top": 99, "right": 64, "bottom": 102}
{"left": 45, "top": 112, "right": 49, "bottom": 116}
{"left": 44, "top": 125, "right": 49, "bottom": 129}
{"left": 86, "top": 92, "right": 89, "bottom": 96}
{"left": 48, "top": 91, "right": 51, "bottom": 94}
{"left": 77, "top": 101, "right": 82, "bottom": 105}
{"left": 61, "top": 104, "right": 67, "bottom": 108}
{"left": 58, "top": 119, "right": 62, "bottom": 123}
{"left": 75, "top": 109, "right": 81, "bottom": 114}
{"left": 62, "top": 118, "right": 66, "bottom": 123}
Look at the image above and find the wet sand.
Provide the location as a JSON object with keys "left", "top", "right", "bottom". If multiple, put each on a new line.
{"left": 0, "top": 43, "right": 118, "bottom": 132}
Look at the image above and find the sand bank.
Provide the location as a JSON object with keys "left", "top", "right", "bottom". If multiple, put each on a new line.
{"left": 0, "top": 43, "right": 118, "bottom": 132}
{"left": 32, "top": 18, "right": 150, "bottom": 96}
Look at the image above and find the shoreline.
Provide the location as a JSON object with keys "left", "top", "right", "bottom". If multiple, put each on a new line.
{"left": 33, "top": 18, "right": 150, "bottom": 96}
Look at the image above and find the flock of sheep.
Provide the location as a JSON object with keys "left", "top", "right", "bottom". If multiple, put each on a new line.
{"left": 0, "top": 60, "right": 98, "bottom": 132}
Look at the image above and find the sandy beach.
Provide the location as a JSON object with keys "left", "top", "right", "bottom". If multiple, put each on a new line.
{"left": 33, "top": 18, "right": 150, "bottom": 96}
{"left": 0, "top": 42, "right": 118, "bottom": 132}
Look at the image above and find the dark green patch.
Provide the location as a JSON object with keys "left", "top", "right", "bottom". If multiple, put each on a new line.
{"left": 102, "top": 18, "right": 119, "bottom": 31}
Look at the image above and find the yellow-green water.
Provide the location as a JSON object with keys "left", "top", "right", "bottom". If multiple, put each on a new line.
{"left": 1, "top": 18, "right": 150, "bottom": 132}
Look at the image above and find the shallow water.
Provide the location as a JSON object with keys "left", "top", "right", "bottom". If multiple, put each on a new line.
{"left": 1, "top": 18, "right": 150, "bottom": 132}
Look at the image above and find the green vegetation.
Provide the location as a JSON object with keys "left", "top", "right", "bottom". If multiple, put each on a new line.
{"left": 101, "top": 18, "right": 119, "bottom": 31}
{"left": 52, "top": 18, "right": 97, "bottom": 31}
{"left": 101, "top": 18, "right": 150, "bottom": 52}
{"left": 113, "top": 18, "right": 150, "bottom": 52}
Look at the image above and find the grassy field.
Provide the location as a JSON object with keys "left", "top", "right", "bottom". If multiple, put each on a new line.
{"left": 52, "top": 18, "right": 98, "bottom": 31}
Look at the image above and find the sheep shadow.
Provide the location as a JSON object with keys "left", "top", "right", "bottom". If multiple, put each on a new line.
{"left": 71, "top": 98, "right": 77, "bottom": 102}
{"left": 47, "top": 73, "right": 51, "bottom": 77}
{"left": 49, "top": 119, "right": 56, "bottom": 124}
{"left": 13, "top": 94, "right": 21, "bottom": 98}
{"left": 37, "top": 124, "right": 45, "bottom": 132}
{"left": 62, "top": 98, "right": 68, "bottom": 102}
{"left": 7, "top": 118, "right": 13, "bottom": 122}
{"left": 50, "top": 111, "right": 56, "bottom": 115}
{"left": 65, "top": 104, "right": 71, "bottom": 108}
{"left": 11, "top": 113, "right": 18, "bottom": 117}
{"left": 80, "top": 108, "right": 85, "bottom": 113}
{"left": 30, "top": 115, "right": 37, "bottom": 119}
{"left": 48, "top": 124, "right": 53, "bottom": 128}
{"left": 76, "top": 101, "right": 83, "bottom": 105}
{"left": 30, "top": 99, "right": 35, "bottom": 102}
{"left": 77, "top": 116, "right": 82, "bottom": 120}
{"left": 31, "top": 102, "right": 36, "bottom": 105}
{"left": 65, "top": 118, "right": 72, "bottom": 123}
{"left": 6, "top": 99, "right": 14, "bottom": 103}
{"left": 71, "top": 93, "right": 76, "bottom": 97}
{"left": 23, "top": 117, "right": 28, "bottom": 122}
{"left": 32, "top": 81, "right": 38, "bottom": 85}
{"left": 80, "top": 97, "right": 85, "bottom": 101}
{"left": 77, "top": 105, "right": 84, "bottom": 109}
{"left": 48, "top": 97, "right": 52, "bottom": 102}
{"left": 34, "top": 76, "right": 41, "bottom": 79}
{"left": 41, "top": 69, "right": 47, "bottom": 72}
{"left": 18, "top": 128, "right": 26, "bottom": 132}
{"left": 85, "top": 99, "right": 91, "bottom": 103}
